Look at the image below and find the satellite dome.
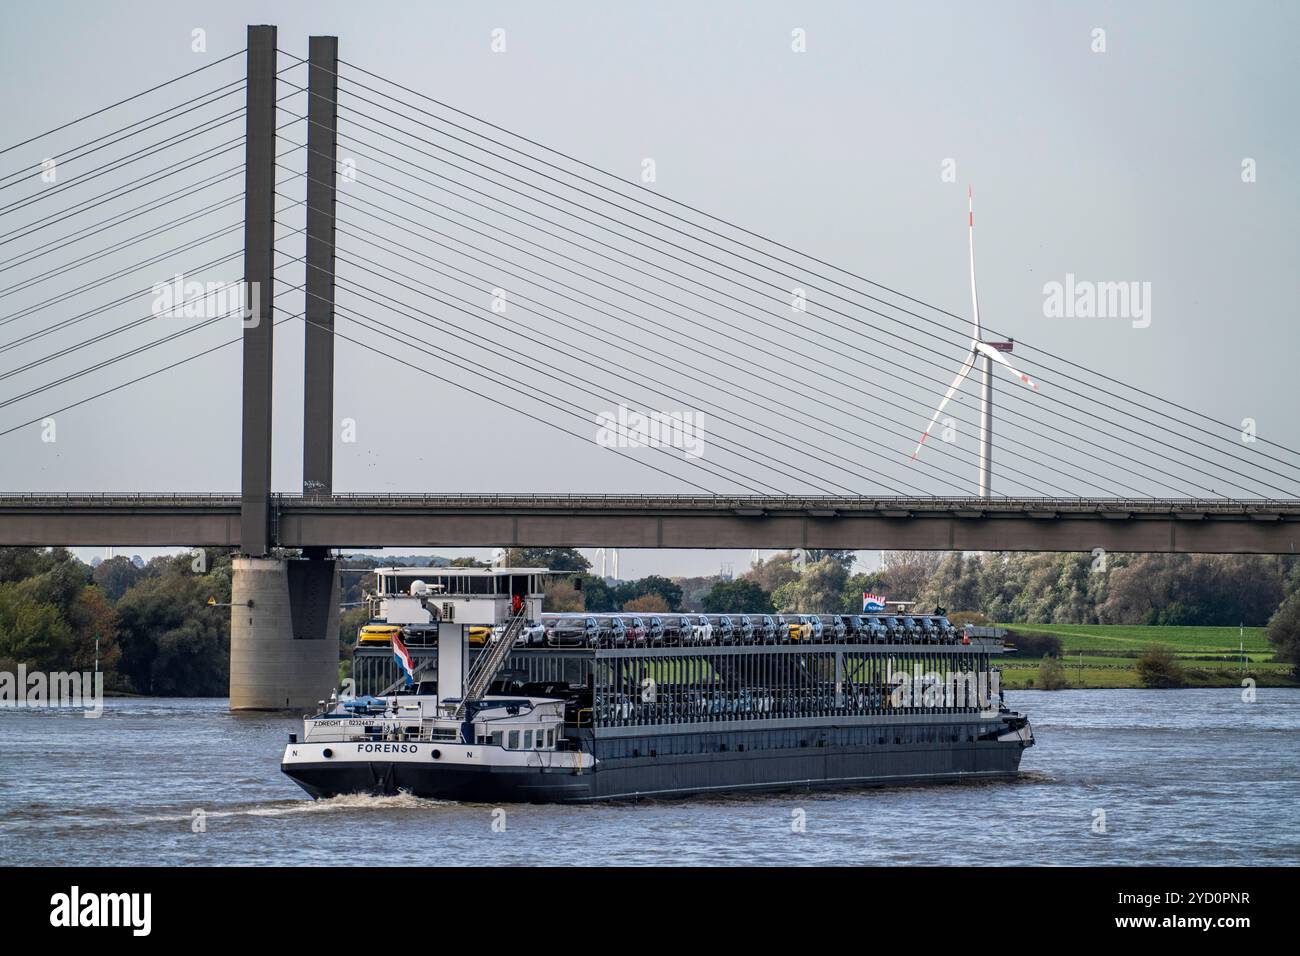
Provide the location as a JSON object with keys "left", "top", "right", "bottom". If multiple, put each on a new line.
{"left": 409, "top": 580, "right": 429, "bottom": 596}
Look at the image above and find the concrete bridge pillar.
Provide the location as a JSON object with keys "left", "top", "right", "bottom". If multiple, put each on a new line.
{"left": 229, "top": 557, "right": 339, "bottom": 711}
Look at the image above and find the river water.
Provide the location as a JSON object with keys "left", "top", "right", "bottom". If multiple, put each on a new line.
{"left": 1, "top": 688, "right": 1296, "bottom": 866}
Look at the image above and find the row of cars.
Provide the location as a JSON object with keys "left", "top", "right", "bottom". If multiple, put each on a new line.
{"left": 515, "top": 612, "right": 961, "bottom": 648}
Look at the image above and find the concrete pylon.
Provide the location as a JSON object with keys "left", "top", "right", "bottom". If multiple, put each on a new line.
{"left": 229, "top": 557, "right": 340, "bottom": 711}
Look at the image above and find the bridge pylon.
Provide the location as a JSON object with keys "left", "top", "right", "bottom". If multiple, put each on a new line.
{"left": 230, "top": 27, "right": 341, "bottom": 711}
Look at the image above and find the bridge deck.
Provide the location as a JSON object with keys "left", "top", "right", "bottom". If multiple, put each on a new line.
{"left": 0, "top": 494, "right": 1296, "bottom": 552}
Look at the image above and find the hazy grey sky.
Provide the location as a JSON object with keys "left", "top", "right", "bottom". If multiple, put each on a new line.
{"left": 1, "top": 1, "right": 1296, "bottom": 577}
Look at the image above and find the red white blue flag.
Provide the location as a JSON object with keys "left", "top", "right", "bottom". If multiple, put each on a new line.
{"left": 392, "top": 631, "right": 416, "bottom": 687}
{"left": 862, "top": 593, "right": 887, "bottom": 612}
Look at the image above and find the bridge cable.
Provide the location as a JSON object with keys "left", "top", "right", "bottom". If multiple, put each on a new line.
{"left": 298, "top": 141, "right": 1261, "bottom": 499}
{"left": 304, "top": 301, "right": 784, "bottom": 497}
{"left": 332, "top": 56, "right": 1300, "bottom": 465}
{"left": 0, "top": 49, "right": 245, "bottom": 158}
{"left": 0, "top": 271, "right": 307, "bottom": 421}
{"left": 0, "top": 78, "right": 247, "bottom": 191}
{"left": 325, "top": 213, "right": 1090, "bottom": 499}
{"left": 323, "top": 106, "right": 1300, "bottom": 496}
{"left": 295, "top": 188, "right": 1097, "bottom": 499}
{"left": 324, "top": 275, "right": 871, "bottom": 496}
{"left": 0, "top": 142, "right": 305, "bottom": 274}
{"left": 300, "top": 166, "right": 1197, "bottom": 499}
{"left": 317, "top": 249, "right": 943, "bottom": 496}
{"left": 0, "top": 105, "right": 306, "bottom": 247}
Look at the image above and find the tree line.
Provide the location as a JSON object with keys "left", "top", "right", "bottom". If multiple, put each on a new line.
{"left": 4, "top": 545, "right": 1298, "bottom": 695}
{"left": 0, "top": 546, "right": 234, "bottom": 695}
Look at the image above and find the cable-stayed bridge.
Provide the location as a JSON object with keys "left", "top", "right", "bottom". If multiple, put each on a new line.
{"left": 2, "top": 26, "right": 1297, "bottom": 556}
{"left": 5, "top": 24, "right": 1298, "bottom": 706}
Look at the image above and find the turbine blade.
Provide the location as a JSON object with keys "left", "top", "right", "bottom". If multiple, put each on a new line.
{"left": 912, "top": 350, "right": 977, "bottom": 459}
{"left": 975, "top": 341, "right": 1039, "bottom": 391}
{"left": 968, "top": 185, "right": 981, "bottom": 341}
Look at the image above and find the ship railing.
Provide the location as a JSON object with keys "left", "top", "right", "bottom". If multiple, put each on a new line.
{"left": 456, "top": 607, "right": 529, "bottom": 717}
{"left": 303, "top": 711, "right": 467, "bottom": 744}
{"left": 590, "top": 687, "right": 993, "bottom": 728}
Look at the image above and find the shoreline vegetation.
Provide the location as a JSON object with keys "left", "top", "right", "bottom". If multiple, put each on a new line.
{"left": 2, "top": 546, "right": 1298, "bottom": 696}
{"left": 998, "top": 624, "right": 1295, "bottom": 690}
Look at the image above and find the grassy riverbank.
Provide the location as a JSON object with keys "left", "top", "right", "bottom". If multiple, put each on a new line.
{"left": 996, "top": 623, "right": 1296, "bottom": 689}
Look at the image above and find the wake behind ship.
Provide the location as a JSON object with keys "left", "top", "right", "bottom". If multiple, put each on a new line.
{"left": 281, "top": 567, "right": 1033, "bottom": 803}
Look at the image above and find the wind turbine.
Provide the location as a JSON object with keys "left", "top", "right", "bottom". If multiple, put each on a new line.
{"left": 912, "top": 186, "right": 1040, "bottom": 497}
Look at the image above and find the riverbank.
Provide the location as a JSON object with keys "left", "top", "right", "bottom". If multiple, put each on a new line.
{"left": 998, "top": 623, "right": 1297, "bottom": 689}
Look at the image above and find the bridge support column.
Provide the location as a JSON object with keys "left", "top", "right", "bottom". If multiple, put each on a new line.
{"left": 240, "top": 24, "right": 278, "bottom": 556}
{"left": 229, "top": 556, "right": 339, "bottom": 711}
{"left": 302, "top": 34, "right": 338, "bottom": 499}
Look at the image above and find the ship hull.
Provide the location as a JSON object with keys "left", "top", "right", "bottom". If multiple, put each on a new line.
{"left": 282, "top": 731, "right": 1032, "bottom": 804}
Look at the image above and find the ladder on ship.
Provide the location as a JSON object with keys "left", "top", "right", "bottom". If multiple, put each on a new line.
{"left": 454, "top": 608, "right": 528, "bottom": 718}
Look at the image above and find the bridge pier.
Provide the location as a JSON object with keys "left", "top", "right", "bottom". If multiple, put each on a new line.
{"left": 229, "top": 557, "right": 340, "bottom": 711}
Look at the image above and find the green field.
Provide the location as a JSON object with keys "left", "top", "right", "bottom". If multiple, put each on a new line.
{"left": 995, "top": 623, "right": 1294, "bottom": 689}
{"left": 1002, "top": 623, "right": 1269, "bottom": 656}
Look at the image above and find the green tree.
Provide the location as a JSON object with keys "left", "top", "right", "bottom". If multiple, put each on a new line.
{"left": 1037, "top": 656, "right": 1068, "bottom": 690}
{"left": 879, "top": 551, "right": 943, "bottom": 603}
{"left": 771, "top": 557, "right": 848, "bottom": 613}
{"left": 611, "top": 575, "right": 684, "bottom": 611}
{"left": 742, "top": 553, "right": 800, "bottom": 594}
{"left": 0, "top": 584, "right": 74, "bottom": 671}
{"left": 576, "top": 574, "right": 615, "bottom": 611}
{"left": 1266, "top": 592, "right": 1300, "bottom": 679}
{"left": 702, "top": 579, "right": 774, "bottom": 614}
{"left": 339, "top": 605, "right": 369, "bottom": 657}
{"left": 804, "top": 550, "right": 856, "bottom": 571}
{"left": 544, "top": 577, "right": 584, "bottom": 612}
{"left": 92, "top": 556, "right": 144, "bottom": 602}
{"left": 0, "top": 547, "right": 62, "bottom": 585}
{"left": 501, "top": 548, "right": 590, "bottom": 573}
{"left": 114, "top": 562, "right": 231, "bottom": 695}
{"left": 1134, "top": 646, "right": 1185, "bottom": 689}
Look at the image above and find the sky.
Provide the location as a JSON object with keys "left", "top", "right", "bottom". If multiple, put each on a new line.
{"left": 1, "top": 1, "right": 1297, "bottom": 578}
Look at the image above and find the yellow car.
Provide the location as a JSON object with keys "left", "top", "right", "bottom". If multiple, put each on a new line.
{"left": 782, "top": 615, "right": 814, "bottom": 642}
{"left": 468, "top": 625, "right": 493, "bottom": 646}
{"left": 358, "top": 624, "right": 401, "bottom": 646}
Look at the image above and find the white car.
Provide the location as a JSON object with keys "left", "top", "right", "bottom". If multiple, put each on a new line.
{"left": 516, "top": 620, "right": 546, "bottom": 646}
{"left": 691, "top": 614, "right": 714, "bottom": 644}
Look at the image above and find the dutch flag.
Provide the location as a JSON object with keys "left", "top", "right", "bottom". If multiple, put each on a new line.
{"left": 862, "top": 592, "right": 887, "bottom": 612}
{"left": 392, "top": 631, "right": 416, "bottom": 687}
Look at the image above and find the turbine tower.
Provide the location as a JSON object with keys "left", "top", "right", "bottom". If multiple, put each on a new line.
{"left": 594, "top": 547, "right": 620, "bottom": 580}
{"left": 913, "top": 186, "right": 1040, "bottom": 497}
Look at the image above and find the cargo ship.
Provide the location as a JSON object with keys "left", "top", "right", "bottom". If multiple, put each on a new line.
{"left": 281, "top": 567, "right": 1033, "bottom": 803}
